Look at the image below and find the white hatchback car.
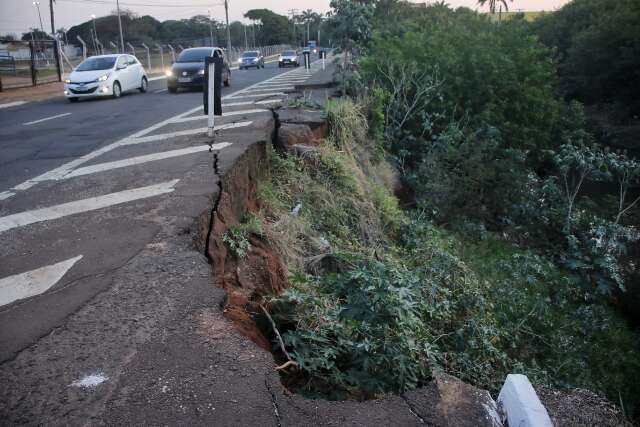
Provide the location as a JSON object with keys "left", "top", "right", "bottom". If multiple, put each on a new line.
{"left": 64, "top": 54, "right": 148, "bottom": 102}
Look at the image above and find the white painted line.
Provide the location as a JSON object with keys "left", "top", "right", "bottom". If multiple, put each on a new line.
{"left": 148, "top": 75, "right": 166, "bottom": 82}
{"left": 64, "top": 144, "right": 231, "bottom": 179}
{"left": 23, "top": 112, "right": 72, "bottom": 126}
{"left": 0, "top": 191, "right": 15, "bottom": 201}
{"left": 127, "top": 121, "right": 252, "bottom": 145}
{"left": 0, "top": 180, "right": 179, "bottom": 233}
{"left": 153, "top": 89, "right": 167, "bottom": 94}
{"left": 227, "top": 92, "right": 285, "bottom": 99}
{"left": 8, "top": 106, "right": 202, "bottom": 194}
{"left": 251, "top": 86, "right": 294, "bottom": 92}
{"left": 0, "top": 101, "right": 28, "bottom": 109}
{"left": 222, "top": 99, "right": 282, "bottom": 107}
{"left": 4, "top": 61, "right": 323, "bottom": 200}
{"left": 255, "top": 99, "right": 283, "bottom": 105}
{"left": 174, "top": 109, "right": 267, "bottom": 123}
{"left": 0, "top": 255, "right": 82, "bottom": 307}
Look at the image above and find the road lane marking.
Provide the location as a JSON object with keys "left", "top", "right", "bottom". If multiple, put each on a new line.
{"left": 148, "top": 75, "right": 166, "bottom": 82}
{"left": 0, "top": 101, "right": 28, "bottom": 109}
{"left": 226, "top": 92, "right": 285, "bottom": 99}
{"left": 0, "top": 191, "right": 15, "bottom": 201}
{"left": 0, "top": 179, "right": 180, "bottom": 233}
{"left": 127, "top": 121, "right": 252, "bottom": 145}
{"left": 174, "top": 109, "right": 267, "bottom": 123}
{"left": 0, "top": 255, "right": 82, "bottom": 307}
{"left": 251, "top": 86, "right": 294, "bottom": 92}
{"left": 4, "top": 60, "right": 325, "bottom": 200}
{"left": 63, "top": 143, "right": 230, "bottom": 179}
{"left": 153, "top": 89, "right": 167, "bottom": 94}
{"left": 7, "top": 106, "right": 202, "bottom": 193}
{"left": 222, "top": 99, "right": 282, "bottom": 107}
{"left": 23, "top": 113, "right": 72, "bottom": 126}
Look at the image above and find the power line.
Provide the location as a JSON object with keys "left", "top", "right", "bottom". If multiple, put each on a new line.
{"left": 55, "top": 0, "right": 225, "bottom": 8}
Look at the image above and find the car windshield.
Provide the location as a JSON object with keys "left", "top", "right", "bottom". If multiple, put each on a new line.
{"left": 176, "top": 49, "right": 212, "bottom": 63}
{"left": 242, "top": 51, "right": 258, "bottom": 58}
{"left": 282, "top": 50, "right": 296, "bottom": 56}
{"left": 76, "top": 57, "right": 116, "bottom": 71}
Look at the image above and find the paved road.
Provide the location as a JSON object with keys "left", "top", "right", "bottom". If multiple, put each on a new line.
{"left": 0, "top": 62, "right": 318, "bottom": 363}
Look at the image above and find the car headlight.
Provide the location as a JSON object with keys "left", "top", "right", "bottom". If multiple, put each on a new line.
{"left": 165, "top": 69, "right": 173, "bottom": 77}
{"left": 64, "top": 78, "right": 71, "bottom": 84}
{"left": 197, "top": 69, "right": 205, "bottom": 75}
{"left": 252, "top": 58, "right": 258, "bottom": 62}
{"left": 278, "top": 56, "right": 283, "bottom": 61}
{"left": 97, "top": 74, "right": 109, "bottom": 82}
{"left": 237, "top": 59, "right": 242, "bottom": 63}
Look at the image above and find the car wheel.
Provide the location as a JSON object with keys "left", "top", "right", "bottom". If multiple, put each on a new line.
{"left": 112, "top": 81, "right": 121, "bottom": 99}
{"left": 168, "top": 86, "right": 177, "bottom": 93}
{"left": 139, "top": 76, "right": 148, "bottom": 93}
{"left": 68, "top": 97, "right": 79, "bottom": 103}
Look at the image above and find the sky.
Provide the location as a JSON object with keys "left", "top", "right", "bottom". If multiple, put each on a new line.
{"left": 1, "top": 0, "right": 571, "bottom": 37}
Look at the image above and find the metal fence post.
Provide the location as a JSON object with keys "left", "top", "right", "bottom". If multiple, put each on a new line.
{"left": 207, "top": 60, "right": 215, "bottom": 137}
{"left": 141, "top": 43, "right": 151, "bottom": 70}
{"left": 29, "top": 41, "right": 37, "bottom": 86}
{"left": 76, "top": 35, "right": 87, "bottom": 59}
{"left": 53, "top": 38, "right": 62, "bottom": 81}
{"left": 156, "top": 44, "right": 164, "bottom": 71}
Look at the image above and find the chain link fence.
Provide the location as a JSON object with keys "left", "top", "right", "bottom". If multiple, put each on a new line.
{"left": 0, "top": 39, "right": 61, "bottom": 91}
{"left": 1, "top": 38, "right": 291, "bottom": 91}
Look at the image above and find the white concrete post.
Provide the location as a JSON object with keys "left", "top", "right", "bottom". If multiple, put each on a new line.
{"left": 167, "top": 44, "right": 176, "bottom": 63}
{"left": 156, "top": 44, "right": 164, "bottom": 71}
{"left": 141, "top": 43, "right": 151, "bottom": 70}
{"left": 178, "top": 44, "right": 184, "bottom": 51}
{"left": 109, "top": 41, "right": 118, "bottom": 51}
{"left": 498, "top": 374, "right": 553, "bottom": 427}
{"left": 96, "top": 39, "right": 104, "bottom": 55}
{"left": 207, "top": 61, "right": 215, "bottom": 138}
{"left": 127, "top": 42, "right": 135, "bottom": 57}
{"left": 76, "top": 35, "right": 87, "bottom": 60}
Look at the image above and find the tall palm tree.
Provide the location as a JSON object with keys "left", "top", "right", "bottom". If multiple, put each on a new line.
{"left": 300, "top": 9, "right": 315, "bottom": 44}
{"left": 477, "top": 0, "right": 512, "bottom": 14}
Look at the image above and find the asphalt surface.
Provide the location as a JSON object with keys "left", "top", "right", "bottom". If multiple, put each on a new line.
{"left": 0, "top": 57, "right": 455, "bottom": 426}
{"left": 0, "top": 61, "right": 314, "bottom": 363}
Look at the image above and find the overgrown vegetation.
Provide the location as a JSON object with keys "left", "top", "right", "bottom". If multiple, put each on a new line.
{"left": 250, "top": 0, "right": 640, "bottom": 420}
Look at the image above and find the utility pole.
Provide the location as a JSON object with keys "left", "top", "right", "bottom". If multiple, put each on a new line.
{"left": 91, "top": 14, "right": 98, "bottom": 54}
{"left": 288, "top": 9, "right": 298, "bottom": 47}
{"left": 243, "top": 24, "right": 248, "bottom": 49}
{"left": 33, "top": 2, "right": 45, "bottom": 38}
{"left": 49, "top": 0, "right": 55, "bottom": 34}
{"left": 116, "top": 0, "right": 124, "bottom": 53}
{"left": 224, "top": 0, "right": 232, "bottom": 54}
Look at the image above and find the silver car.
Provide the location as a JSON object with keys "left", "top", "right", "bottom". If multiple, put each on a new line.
{"left": 278, "top": 50, "right": 299, "bottom": 68}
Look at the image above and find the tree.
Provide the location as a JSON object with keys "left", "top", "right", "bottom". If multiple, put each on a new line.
{"left": 244, "top": 9, "right": 291, "bottom": 45}
{"left": 21, "top": 28, "right": 52, "bottom": 41}
{"left": 477, "top": 0, "right": 512, "bottom": 14}
{"left": 328, "top": 0, "right": 374, "bottom": 59}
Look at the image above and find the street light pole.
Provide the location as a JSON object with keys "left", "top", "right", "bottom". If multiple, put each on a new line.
{"left": 224, "top": 0, "right": 232, "bottom": 54}
{"left": 116, "top": 0, "right": 124, "bottom": 53}
{"left": 33, "top": 2, "right": 45, "bottom": 38}
{"left": 208, "top": 10, "right": 214, "bottom": 46}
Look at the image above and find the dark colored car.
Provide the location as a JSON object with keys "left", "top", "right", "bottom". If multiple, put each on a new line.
{"left": 167, "top": 47, "right": 230, "bottom": 93}
{"left": 278, "top": 50, "right": 299, "bottom": 68}
{"left": 238, "top": 51, "right": 264, "bottom": 70}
